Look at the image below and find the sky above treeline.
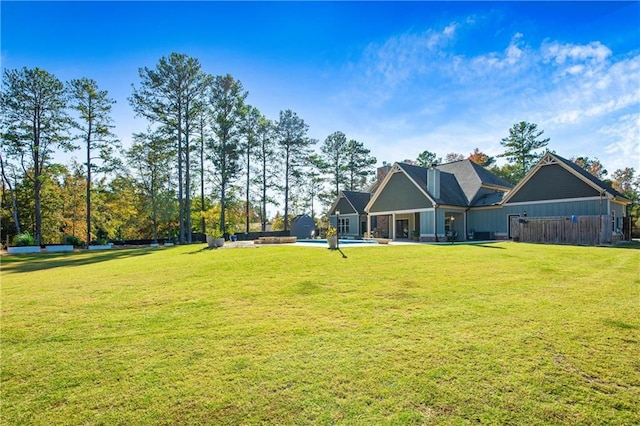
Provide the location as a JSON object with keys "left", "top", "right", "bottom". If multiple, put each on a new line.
{"left": 2, "top": 1, "right": 639, "bottom": 173}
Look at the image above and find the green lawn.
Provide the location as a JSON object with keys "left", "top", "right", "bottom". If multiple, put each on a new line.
{"left": 1, "top": 242, "right": 639, "bottom": 425}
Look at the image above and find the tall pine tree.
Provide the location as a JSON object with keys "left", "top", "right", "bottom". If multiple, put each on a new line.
{"left": 276, "top": 109, "right": 314, "bottom": 231}
{"left": 68, "top": 77, "right": 120, "bottom": 245}
{"left": 0, "top": 67, "right": 71, "bottom": 245}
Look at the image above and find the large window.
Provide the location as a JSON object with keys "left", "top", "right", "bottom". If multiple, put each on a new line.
{"left": 338, "top": 218, "right": 349, "bottom": 235}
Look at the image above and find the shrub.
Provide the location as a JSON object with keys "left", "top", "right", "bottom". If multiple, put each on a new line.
{"left": 13, "top": 232, "right": 37, "bottom": 246}
{"left": 91, "top": 238, "right": 108, "bottom": 246}
{"left": 62, "top": 234, "right": 83, "bottom": 247}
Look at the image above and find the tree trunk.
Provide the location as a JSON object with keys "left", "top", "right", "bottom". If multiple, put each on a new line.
{"left": 284, "top": 147, "right": 290, "bottom": 231}
{"left": 34, "top": 117, "right": 43, "bottom": 245}
{"left": 245, "top": 142, "right": 250, "bottom": 234}
{"left": 177, "top": 101, "right": 184, "bottom": 244}
{"left": 200, "top": 114, "right": 206, "bottom": 234}
{"left": 0, "top": 155, "right": 21, "bottom": 235}
{"left": 261, "top": 149, "right": 267, "bottom": 232}
{"left": 86, "top": 121, "right": 92, "bottom": 246}
{"left": 152, "top": 176, "right": 158, "bottom": 243}
{"left": 185, "top": 126, "right": 192, "bottom": 243}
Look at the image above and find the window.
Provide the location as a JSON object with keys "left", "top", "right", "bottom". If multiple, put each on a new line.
{"left": 338, "top": 218, "right": 349, "bottom": 235}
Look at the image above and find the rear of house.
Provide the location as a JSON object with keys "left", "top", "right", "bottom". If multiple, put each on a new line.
{"left": 329, "top": 153, "right": 630, "bottom": 245}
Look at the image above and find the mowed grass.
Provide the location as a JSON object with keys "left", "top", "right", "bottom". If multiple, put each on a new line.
{"left": 1, "top": 242, "right": 639, "bottom": 425}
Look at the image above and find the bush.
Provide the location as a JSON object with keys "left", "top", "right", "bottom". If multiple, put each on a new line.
{"left": 91, "top": 238, "right": 108, "bottom": 246}
{"left": 13, "top": 232, "right": 37, "bottom": 246}
{"left": 62, "top": 234, "right": 83, "bottom": 247}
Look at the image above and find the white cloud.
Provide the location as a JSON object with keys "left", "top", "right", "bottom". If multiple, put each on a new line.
{"left": 336, "top": 18, "right": 639, "bottom": 172}
{"left": 601, "top": 113, "right": 640, "bottom": 171}
{"left": 543, "top": 41, "right": 612, "bottom": 65}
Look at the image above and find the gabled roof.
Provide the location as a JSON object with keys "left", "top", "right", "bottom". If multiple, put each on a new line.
{"left": 329, "top": 190, "right": 371, "bottom": 215}
{"left": 553, "top": 154, "right": 627, "bottom": 200}
{"left": 341, "top": 190, "right": 372, "bottom": 214}
{"left": 502, "top": 152, "right": 631, "bottom": 205}
{"left": 365, "top": 162, "right": 437, "bottom": 212}
{"left": 397, "top": 161, "right": 509, "bottom": 207}
{"left": 396, "top": 162, "right": 464, "bottom": 205}
{"left": 435, "top": 160, "right": 513, "bottom": 205}
{"left": 291, "top": 214, "right": 314, "bottom": 223}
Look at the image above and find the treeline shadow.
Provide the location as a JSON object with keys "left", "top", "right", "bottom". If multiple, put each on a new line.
{"left": 1, "top": 248, "right": 154, "bottom": 274}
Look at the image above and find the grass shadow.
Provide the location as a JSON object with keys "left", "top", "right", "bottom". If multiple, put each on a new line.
{"left": 185, "top": 245, "right": 214, "bottom": 254}
{"left": 468, "top": 242, "right": 506, "bottom": 249}
{"left": 1, "top": 248, "right": 154, "bottom": 274}
{"left": 610, "top": 241, "right": 640, "bottom": 250}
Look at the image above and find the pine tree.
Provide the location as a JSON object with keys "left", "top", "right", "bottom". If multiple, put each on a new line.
{"left": 208, "top": 74, "right": 247, "bottom": 234}
{"left": 276, "top": 109, "right": 314, "bottom": 231}
{"left": 0, "top": 67, "right": 71, "bottom": 245}
{"left": 499, "top": 121, "right": 550, "bottom": 181}
{"left": 68, "top": 77, "right": 120, "bottom": 246}
{"left": 130, "top": 53, "right": 210, "bottom": 243}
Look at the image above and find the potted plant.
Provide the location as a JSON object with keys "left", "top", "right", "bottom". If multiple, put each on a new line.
{"left": 7, "top": 232, "right": 41, "bottom": 254}
{"left": 206, "top": 228, "right": 225, "bottom": 249}
{"left": 412, "top": 230, "right": 420, "bottom": 241}
{"left": 326, "top": 227, "right": 338, "bottom": 249}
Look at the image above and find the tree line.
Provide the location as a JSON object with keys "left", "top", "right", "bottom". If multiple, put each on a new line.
{"left": 1, "top": 53, "right": 379, "bottom": 246}
{"left": 2, "top": 54, "right": 638, "bottom": 246}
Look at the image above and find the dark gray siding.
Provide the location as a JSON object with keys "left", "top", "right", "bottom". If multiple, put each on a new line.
{"left": 334, "top": 197, "right": 356, "bottom": 214}
{"left": 508, "top": 164, "right": 599, "bottom": 203}
{"left": 469, "top": 199, "right": 606, "bottom": 235}
{"left": 369, "top": 172, "right": 432, "bottom": 213}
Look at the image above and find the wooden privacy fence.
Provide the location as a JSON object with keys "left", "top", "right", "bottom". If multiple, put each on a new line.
{"left": 510, "top": 215, "right": 614, "bottom": 246}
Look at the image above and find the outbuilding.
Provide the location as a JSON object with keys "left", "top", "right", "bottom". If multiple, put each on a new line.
{"left": 290, "top": 214, "right": 316, "bottom": 239}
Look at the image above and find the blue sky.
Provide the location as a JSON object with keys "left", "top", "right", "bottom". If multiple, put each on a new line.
{"left": 2, "top": 1, "right": 639, "bottom": 174}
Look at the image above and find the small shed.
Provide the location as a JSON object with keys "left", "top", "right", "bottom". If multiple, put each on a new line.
{"left": 290, "top": 214, "right": 315, "bottom": 239}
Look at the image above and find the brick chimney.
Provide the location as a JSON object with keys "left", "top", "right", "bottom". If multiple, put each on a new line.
{"left": 377, "top": 164, "right": 391, "bottom": 183}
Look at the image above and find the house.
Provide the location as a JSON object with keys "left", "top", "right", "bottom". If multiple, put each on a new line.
{"left": 290, "top": 214, "right": 316, "bottom": 239}
{"left": 498, "top": 153, "right": 630, "bottom": 241}
{"left": 364, "top": 159, "right": 513, "bottom": 241}
{"left": 328, "top": 190, "right": 372, "bottom": 238}
{"left": 329, "top": 153, "right": 631, "bottom": 244}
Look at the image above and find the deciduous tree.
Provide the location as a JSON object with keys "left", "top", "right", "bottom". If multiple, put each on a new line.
{"left": 572, "top": 156, "right": 607, "bottom": 179}
{"left": 445, "top": 152, "right": 465, "bottom": 163}
{"left": 127, "top": 129, "right": 175, "bottom": 243}
{"left": 468, "top": 148, "right": 495, "bottom": 168}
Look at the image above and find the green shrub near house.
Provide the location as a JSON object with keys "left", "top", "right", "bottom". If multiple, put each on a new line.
{"left": 1, "top": 243, "right": 638, "bottom": 424}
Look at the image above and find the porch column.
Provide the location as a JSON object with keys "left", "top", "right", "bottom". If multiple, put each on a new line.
{"left": 434, "top": 205, "right": 439, "bottom": 242}
{"left": 464, "top": 211, "right": 468, "bottom": 241}
{"left": 392, "top": 213, "right": 396, "bottom": 241}
{"left": 367, "top": 214, "right": 371, "bottom": 238}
